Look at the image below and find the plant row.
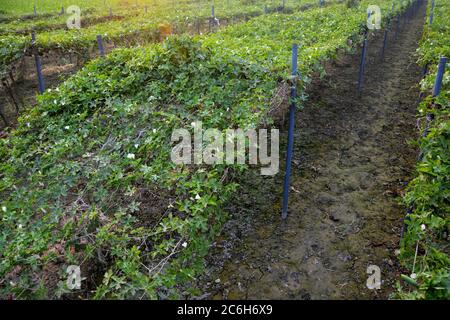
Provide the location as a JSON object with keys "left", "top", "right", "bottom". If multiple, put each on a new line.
{"left": 396, "top": 0, "right": 449, "bottom": 300}
{"left": 0, "top": 0, "right": 411, "bottom": 299}
{"left": 0, "top": 0, "right": 329, "bottom": 80}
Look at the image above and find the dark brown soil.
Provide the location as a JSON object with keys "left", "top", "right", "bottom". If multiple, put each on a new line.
{"left": 0, "top": 52, "right": 81, "bottom": 129}
{"left": 195, "top": 4, "right": 426, "bottom": 300}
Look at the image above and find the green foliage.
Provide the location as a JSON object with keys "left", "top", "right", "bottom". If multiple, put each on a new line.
{"left": 0, "top": 0, "right": 414, "bottom": 299}
{"left": 0, "top": 0, "right": 325, "bottom": 80}
{"left": 0, "top": 34, "right": 29, "bottom": 78}
{"left": 0, "top": 35, "right": 269, "bottom": 299}
{"left": 395, "top": 0, "right": 449, "bottom": 300}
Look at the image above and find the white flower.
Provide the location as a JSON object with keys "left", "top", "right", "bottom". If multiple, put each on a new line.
{"left": 191, "top": 122, "right": 196, "bottom": 127}
{"left": 53, "top": 100, "right": 57, "bottom": 104}
{"left": 18, "top": 224, "right": 23, "bottom": 229}
{"left": 410, "top": 273, "right": 417, "bottom": 279}
{"left": 421, "top": 224, "right": 426, "bottom": 231}
{"left": 1, "top": 206, "right": 6, "bottom": 212}
{"left": 195, "top": 194, "right": 201, "bottom": 200}
{"left": 182, "top": 242, "right": 188, "bottom": 248}
{"left": 26, "top": 122, "right": 30, "bottom": 128}
{"left": 64, "top": 126, "right": 70, "bottom": 130}
{"left": 134, "top": 144, "right": 139, "bottom": 149}
{"left": 152, "top": 129, "right": 157, "bottom": 134}
{"left": 127, "top": 153, "right": 135, "bottom": 160}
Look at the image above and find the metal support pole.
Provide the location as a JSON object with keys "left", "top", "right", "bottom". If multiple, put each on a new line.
{"left": 358, "top": 38, "right": 368, "bottom": 95}
{"left": 282, "top": 44, "right": 298, "bottom": 220}
{"left": 381, "top": 2, "right": 395, "bottom": 60}
{"left": 418, "top": 57, "right": 447, "bottom": 160}
{"left": 357, "top": 10, "right": 372, "bottom": 94}
{"left": 31, "top": 33, "right": 45, "bottom": 94}
{"left": 97, "top": 35, "right": 105, "bottom": 56}
{"left": 432, "top": 57, "right": 447, "bottom": 97}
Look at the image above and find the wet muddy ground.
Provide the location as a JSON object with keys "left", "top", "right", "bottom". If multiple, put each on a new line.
{"left": 197, "top": 4, "right": 426, "bottom": 299}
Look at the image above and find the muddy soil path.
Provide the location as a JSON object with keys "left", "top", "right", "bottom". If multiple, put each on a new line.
{"left": 197, "top": 5, "right": 426, "bottom": 300}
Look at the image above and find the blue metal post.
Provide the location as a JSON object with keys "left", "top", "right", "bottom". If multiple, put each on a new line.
{"left": 282, "top": 44, "right": 298, "bottom": 220}
{"left": 428, "top": 0, "right": 435, "bottom": 26}
{"left": 381, "top": 29, "right": 388, "bottom": 60}
{"left": 358, "top": 11, "right": 371, "bottom": 94}
{"left": 61, "top": 6, "right": 65, "bottom": 14}
{"left": 357, "top": 39, "right": 368, "bottom": 94}
{"left": 381, "top": 2, "right": 395, "bottom": 60}
{"left": 32, "top": 33, "right": 45, "bottom": 94}
{"left": 419, "top": 57, "right": 447, "bottom": 157}
{"left": 432, "top": 57, "right": 447, "bottom": 97}
{"left": 212, "top": 5, "right": 215, "bottom": 18}
{"left": 97, "top": 35, "right": 105, "bottom": 56}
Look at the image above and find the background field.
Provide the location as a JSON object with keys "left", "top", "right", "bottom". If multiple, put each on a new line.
{"left": 0, "top": 0, "right": 447, "bottom": 301}
{"left": 1, "top": 0, "right": 281, "bottom": 15}
{"left": 1, "top": 0, "right": 144, "bottom": 14}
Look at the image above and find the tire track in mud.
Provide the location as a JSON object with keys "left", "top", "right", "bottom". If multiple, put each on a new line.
{"left": 197, "top": 4, "right": 426, "bottom": 300}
